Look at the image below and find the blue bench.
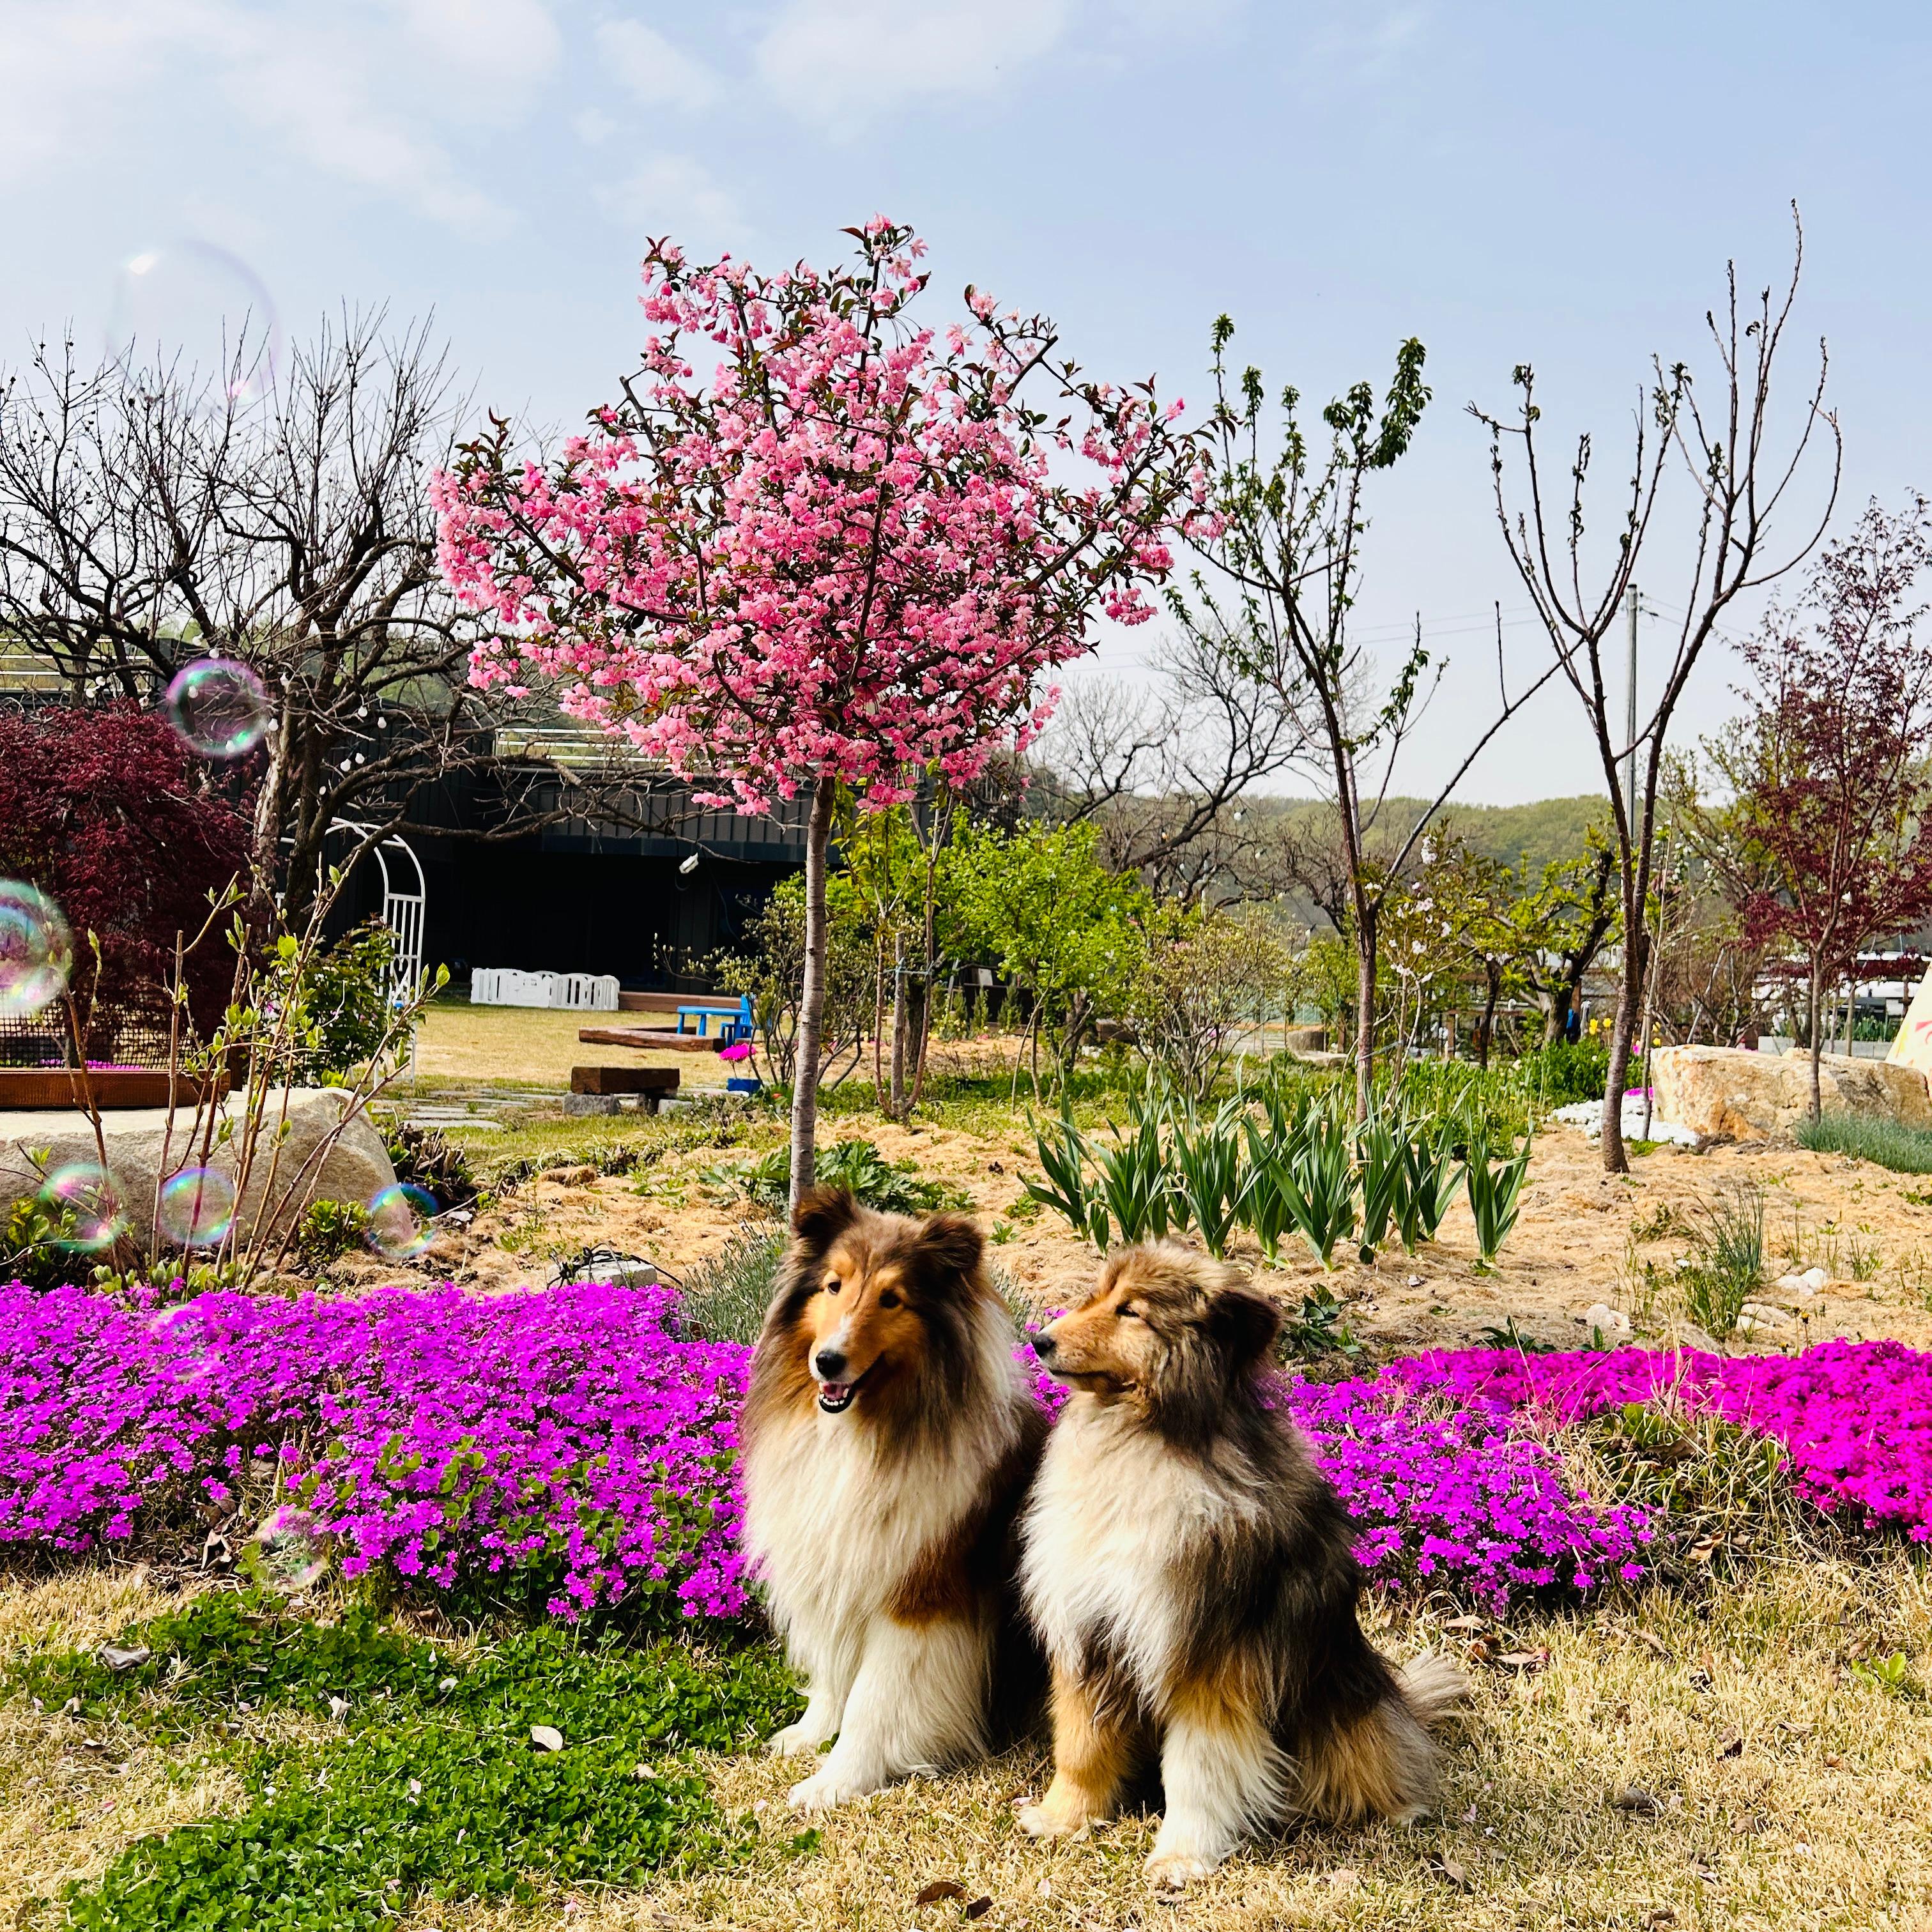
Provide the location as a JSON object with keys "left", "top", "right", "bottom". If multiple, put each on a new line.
{"left": 675, "top": 995, "right": 755, "bottom": 1045}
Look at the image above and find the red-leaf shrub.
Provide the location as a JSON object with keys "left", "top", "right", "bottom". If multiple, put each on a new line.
{"left": 0, "top": 705, "right": 250, "bottom": 1039}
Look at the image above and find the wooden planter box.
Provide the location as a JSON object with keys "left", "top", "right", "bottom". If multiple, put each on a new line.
{"left": 0, "top": 1068, "right": 232, "bottom": 1110}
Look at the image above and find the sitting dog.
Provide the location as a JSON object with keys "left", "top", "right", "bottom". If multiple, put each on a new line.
{"left": 740, "top": 1184, "right": 1046, "bottom": 1812}
{"left": 1017, "top": 1243, "right": 1463, "bottom": 1887}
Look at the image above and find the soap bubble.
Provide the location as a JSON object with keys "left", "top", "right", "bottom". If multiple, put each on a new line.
{"left": 165, "top": 659, "right": 270, "bottom": 758}
{"left": 365, "top": 1183, "right": 438, "bottom": 1261}
{"left": 41, "top": 1164, "right": 127, "bottom": 1251}
{"left": 107, "top": 241, "right": 281, "bottom": 404}
{"left": 0, "top": 881, "right": 72, "bottom": 1019}
{"left": 157, "top": 1166, "right": 237, "bottom": 1248}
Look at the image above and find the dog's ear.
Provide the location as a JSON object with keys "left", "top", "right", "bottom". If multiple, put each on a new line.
{"left": 792, "top": 1184, "right": 861, "bottom": 1252}
{"left": 1206, "top": 1285, "right": 1280, "bottom": 1368}
{"left": 910, "top": 1211, "right": 983, "bottom": 1289}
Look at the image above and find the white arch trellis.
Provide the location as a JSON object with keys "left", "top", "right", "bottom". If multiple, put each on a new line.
{"left": 327, "top": 820, "right": 426, "bottom": 1000}
{"left": 326, "top": 821, "right": 426, "bottom": 1073}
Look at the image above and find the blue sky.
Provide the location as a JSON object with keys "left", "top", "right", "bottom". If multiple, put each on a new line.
{"left": 3, "top": 0, "right": 1926, "bottom": 803}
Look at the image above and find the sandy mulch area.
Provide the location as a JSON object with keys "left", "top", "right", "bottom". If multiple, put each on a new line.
{"left": 397, "top": 1117, "right": 1932, "bottom": 1357}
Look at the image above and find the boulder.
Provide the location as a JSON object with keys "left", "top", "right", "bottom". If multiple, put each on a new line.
{"left": 0, "top": 1086, "right": 397, "bottom": 1248}
{"left": 1650, "top": 1045, "right": 1932, "bottom": 1142}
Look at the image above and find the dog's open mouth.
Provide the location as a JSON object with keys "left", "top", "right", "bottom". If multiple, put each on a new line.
{"left": 816, "top": 1367, "right": 870, "bottom": 1414}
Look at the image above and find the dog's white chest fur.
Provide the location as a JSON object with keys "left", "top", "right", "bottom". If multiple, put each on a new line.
{"left": 1020, "top": 1397, "right": 1246, "bottom": 1697}
{"left": 744, "top": 1411, "right": 983, "bottom": 1650}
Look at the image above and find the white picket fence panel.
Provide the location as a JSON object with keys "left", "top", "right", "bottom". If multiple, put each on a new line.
{"left": 469, "top": 969, "right": 619, "bottom": 1011}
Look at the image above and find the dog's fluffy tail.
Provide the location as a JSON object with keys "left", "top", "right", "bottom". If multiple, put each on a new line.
{"left": 1397, "top": 1649, "right": 1468, "bottom": 1729}
{"left": 1294, "top": 1650, "right": 1467, "bottom": 1826}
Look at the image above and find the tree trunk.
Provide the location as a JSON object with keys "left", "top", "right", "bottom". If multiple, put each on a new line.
{"left": 1353, "top": 903, "right": 1377, "bottom": 1124}
{"left": 1599, "top": 932, "right": 1642, "bottom": 1174}
{"left": 1540, "top": 990, "right": 1563, "bottom": 1047}
{"left": 1807, "top": 963, "right": 1825, "bottom": 1125}
{"left": 788, "top": 775, "right": 840, "bottom": 1216}
{"left": 1476, "top": 964, "right": 1501, "bottom": 1071}
{"left": 887, "top": 935, "right": 908, "bottom": 1119}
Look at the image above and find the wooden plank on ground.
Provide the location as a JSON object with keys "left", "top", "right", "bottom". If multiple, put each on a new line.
{"left": 571, "top": 1065, "right": 682, "bottom": 1096}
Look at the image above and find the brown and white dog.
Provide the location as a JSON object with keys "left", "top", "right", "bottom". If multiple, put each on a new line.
{"left": 740, "top": 1185, "right": 1046, "bottom": 1812}
{"left": 1018, "top": 1243, "right": 1462, "bottom": 1887}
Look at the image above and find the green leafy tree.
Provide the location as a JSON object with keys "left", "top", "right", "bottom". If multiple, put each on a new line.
{"left": 1124, "top": 903, "right": 1292, "bottom": 1100}
{"left": 942, "top": 821, "right": 1149, "bottom": 1092}
{"left": 1513, "top": 825, "right": 1622, "bottom": 1046}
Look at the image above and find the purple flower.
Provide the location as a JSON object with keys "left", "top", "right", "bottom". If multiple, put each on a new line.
{"left": 1, "top": 1276, "right": 1922, "bottom": 1617}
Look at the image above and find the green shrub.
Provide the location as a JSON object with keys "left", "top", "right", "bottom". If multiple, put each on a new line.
{"left": 1510, "top": 1038, "right": 1612, "bottom": 1108}
{"left": 1, "top": 1170, "right": 90, "bottom": 1291}
{"left": 295, "top": 921, "right": 401, "bottom": 1079}
{"left": 1355, "top": 1112, "right": 1402, "bottom": 1264}
{"left": 1169, "top": 1101, "right": 1245, "bottom": 1259}
{"left": 703, "top": 1138, "right": 970, "bottom": 1216}
{"left": 1795, "top": 1110, "right": 1932, "bottom": 1174}
{"left": 678, "top": 1227, "right": 787, "bottom": 1343}
{"left": 1393, "top": 1122, "right": 1463, "bottom": 1254}
{"left": 294, "top": 1197, "right": 369, "bottom": 1268}
{"left": 1087, "top": 1086, "right": 1174, "bottom": 1245}
{"left": 379, "top": 1117, "right": 481, "bottom": 1210}
{"left": 32, "top": 1592, "right": 802, "bottom": 1932}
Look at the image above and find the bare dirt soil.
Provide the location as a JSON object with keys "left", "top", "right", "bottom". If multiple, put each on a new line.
{"left": 393, "top": 1114, "right": 1932, "bottom": 1357}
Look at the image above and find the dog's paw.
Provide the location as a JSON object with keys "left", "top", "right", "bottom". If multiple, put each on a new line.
{"left": 1144, "top": 1848, "right": 1219, "bottom": 1890}
{"left": 766, "top": 1722, "right": 827, "bottom": 1759}
{"left": 1015, "top": 1801, "right": 1082, "bottom": 1839}
{"left": 787, "top": 1766, "right": 872, "bottom": 1813}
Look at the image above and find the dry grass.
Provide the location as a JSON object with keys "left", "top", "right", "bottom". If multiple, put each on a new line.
{"left": 616, "top": 1564, "right": 1932, "bottom": 1932}
{"left": 0, "top": 1567, "right": 323, "bottom": 1917}
{"left": 407, "top": 1000, "right": 697, "bottom": 1089}
{"left": 6, "top": 1559, "right": 1928, "bottom": 1932}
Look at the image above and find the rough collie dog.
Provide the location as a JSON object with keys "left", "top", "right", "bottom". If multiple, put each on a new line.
{"left": 1018, "top": 1243, "right": 1463, "bottom": 1888}
{"left": 740, "top": 1185, "right": 1046, "bottom": 1813}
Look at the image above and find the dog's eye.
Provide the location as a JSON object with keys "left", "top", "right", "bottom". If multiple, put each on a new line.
{"left": 878, "top": 1289, "right": 901, "bottom": 1310}
{"left": 824, "top": 1276, "right": 841, "bottom": 1296}
{"left": 1117, "top": 1304, "right": 1141, "bottom": 1321}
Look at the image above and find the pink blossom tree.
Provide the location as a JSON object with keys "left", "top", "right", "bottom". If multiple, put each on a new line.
{"left": 434, "top": 219, "right": 1198, "bottom": 1205}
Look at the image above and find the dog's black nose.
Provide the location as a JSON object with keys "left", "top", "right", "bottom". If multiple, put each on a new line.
{"left": 1030, "top": 1330, "right": 1055, "bottom": 1359}
{"left": 814, "top": 1346, "right": 847, "bottom": 1379}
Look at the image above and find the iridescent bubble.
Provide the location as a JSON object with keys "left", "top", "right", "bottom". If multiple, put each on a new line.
{"left": 365, "top": 1183, "right": 438, "bottom": 1261}
{"left": 41, "top": 1164, "right": 127, "bottom": 1252}
{"left": 107, "top": 241, "right": 282, "bottom": 404}
{"left": 157, "top": 1166, "right": 238, "bottom": 1248}
{"left": 165, "top": 659, "right": 270, "bottom": 758}
{"left": 0, "top": 880, "right": 72, "bottom": 1019}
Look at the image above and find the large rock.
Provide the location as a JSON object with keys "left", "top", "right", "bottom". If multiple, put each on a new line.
{"left": 1651, "top": 1045, "right": 1932, "bottom": 1142}
{"left": 0, "top": 1086, "right": 397, "bottom": 1248}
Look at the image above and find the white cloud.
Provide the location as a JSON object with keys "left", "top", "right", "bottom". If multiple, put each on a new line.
{"left": 752, "top": 0, "right": 1074, "bottom": 134}
{"left": 594, "top": 154, "right": 749, "bottom": 254}
{"left": 0, "top": 0, "right": 567, "bottom": 230}
{"left": 1303, "top": 1, "right": 1432, "bottom": 86}
{"left": 397, "top": 0, "right": 564, "bottom": 94}
{"left": 595, "top": 17, "right": 722, "bottom": 112}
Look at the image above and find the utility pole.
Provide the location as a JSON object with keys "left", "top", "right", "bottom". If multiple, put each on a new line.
{"left": 1623, "top": 584, "right": 1639, "bottom": 831}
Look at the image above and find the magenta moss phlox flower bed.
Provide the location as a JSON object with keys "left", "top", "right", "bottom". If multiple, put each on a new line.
{"left": 0, "top": 1281, "right": 747, "bottom": 1620}
{"left": 3, "top": 1279, "right": 1922, "bottom": 1616}
{"left": 1388, "top": 1340, "right": 1932, "bottom": 1542}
